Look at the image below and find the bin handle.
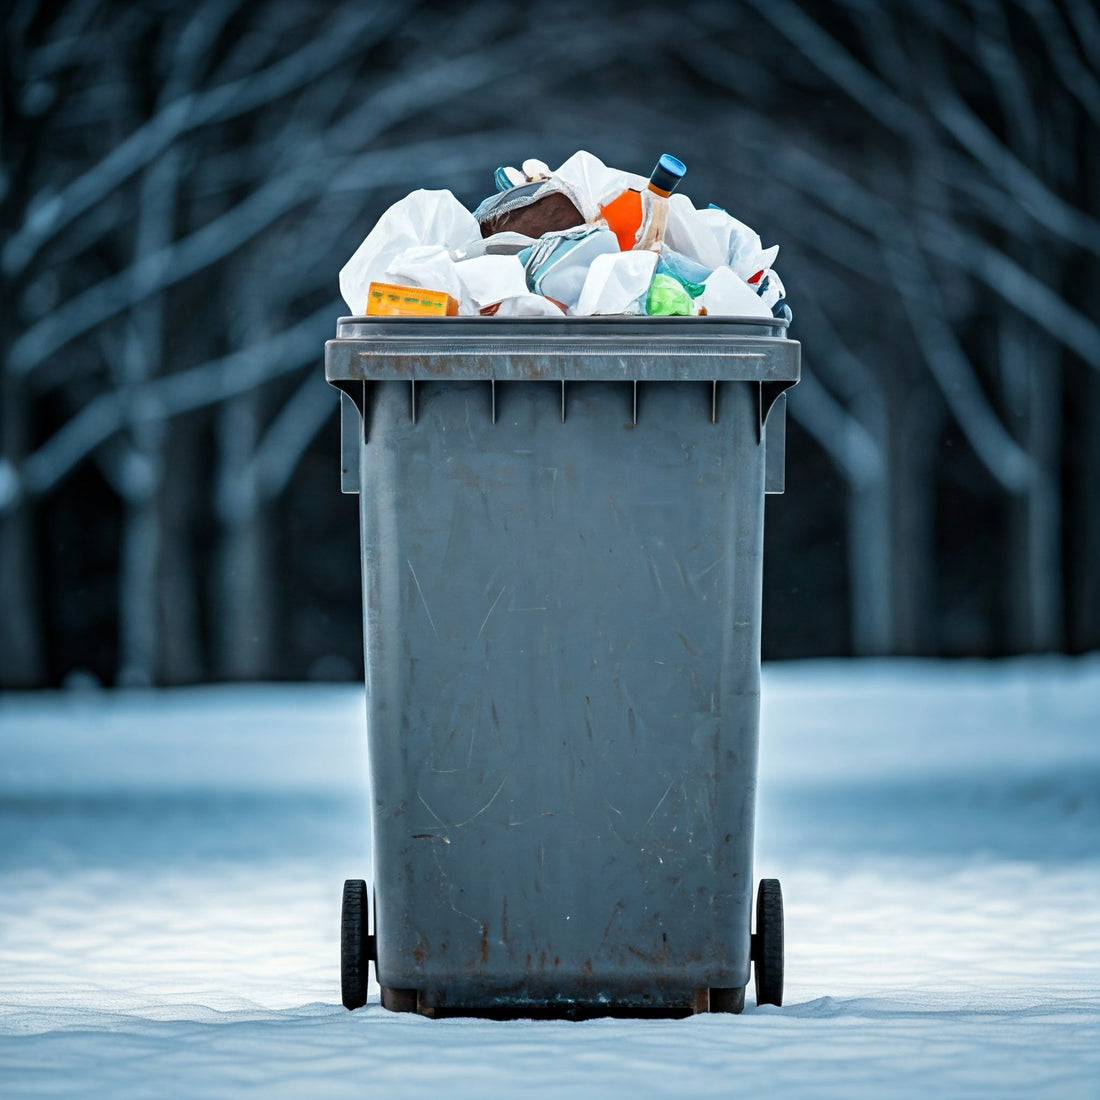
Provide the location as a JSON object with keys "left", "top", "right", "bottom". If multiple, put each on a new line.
{"left": 331, "top": 380, "right": 366, "bottom": 439}
{"left": 758, "top": 380, "right": 797, "bottom": 443}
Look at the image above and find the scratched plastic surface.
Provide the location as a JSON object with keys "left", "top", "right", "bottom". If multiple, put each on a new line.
{"left": 345, "top": 371, "right": 773, "bottom": 1014}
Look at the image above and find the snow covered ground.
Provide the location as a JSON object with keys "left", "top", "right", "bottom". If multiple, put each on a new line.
{"left": 1, "top": 658, "right": 1098, "bottom": 1097}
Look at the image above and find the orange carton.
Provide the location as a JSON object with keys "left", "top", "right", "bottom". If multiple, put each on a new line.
{"left": 365, "top": 281, "right": 458, "bottom": 317}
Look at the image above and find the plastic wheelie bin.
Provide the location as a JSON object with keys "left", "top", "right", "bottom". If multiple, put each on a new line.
{"left": 325, "top": 315, "right": 799, "bottom": 1017}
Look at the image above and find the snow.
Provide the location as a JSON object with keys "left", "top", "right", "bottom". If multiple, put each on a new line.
{"left": 1, "top": 659, "right": 1098, "bottom": 1097}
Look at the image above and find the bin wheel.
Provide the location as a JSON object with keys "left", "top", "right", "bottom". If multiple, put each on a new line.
{"left": 341, "top": 879, "right": 370, "bottom": 1010}
{"left": 709, "top": 986, "right": 746, "bottom": 1014}
{"left": 752, "top": 878, "right": 784, "bottom": 1007}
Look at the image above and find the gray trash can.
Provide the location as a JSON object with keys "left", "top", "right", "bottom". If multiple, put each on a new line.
{"left": 326, "top": 316, "right": 799, "bottom": 1017}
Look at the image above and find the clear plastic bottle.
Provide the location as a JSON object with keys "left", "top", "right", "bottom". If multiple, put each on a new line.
{"left": 599, "top": 154, "right": 686, "bottom": 252}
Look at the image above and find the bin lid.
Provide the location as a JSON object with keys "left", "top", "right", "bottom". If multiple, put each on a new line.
{"left": 326, "top": 316, "right": 800, "bottom": 383}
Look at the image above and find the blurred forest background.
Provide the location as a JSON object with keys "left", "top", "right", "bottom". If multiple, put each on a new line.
{"left": 2, "top": 0, "right": 1098, "bottom": 689}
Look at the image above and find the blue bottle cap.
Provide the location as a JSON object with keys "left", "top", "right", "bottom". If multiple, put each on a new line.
{"left": 650, "top": 154, "right": 686, "bottom": 195}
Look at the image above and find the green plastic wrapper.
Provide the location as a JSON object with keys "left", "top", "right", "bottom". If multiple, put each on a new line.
{"left": 656, "top": 250, "right": 709, "bottom": 298}
{"left": 646, "top": 272, "right": 696, "bottom": 316}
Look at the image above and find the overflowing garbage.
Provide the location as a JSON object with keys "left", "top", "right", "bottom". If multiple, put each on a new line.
{"left": 339, "top": 150, "right": 790, "bottom": 322}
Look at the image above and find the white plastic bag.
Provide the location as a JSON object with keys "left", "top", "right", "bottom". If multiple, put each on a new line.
{"left": 453, "top": 254, "right": 529, "bottom": 313}
{"left": 698, "top": 266, "right": 774, "bottom": 318}
{"left": 574, "top": 251, "right": 657, "bottom": 316}
{"left": 382, "top": 245, "right": 462, "bottom": 301}
{"left": 667, "top": 204, "right": 779, "bottom": 282}
{"left": 339, "top": 189, "right": 480, "bottom": 313}
{"left": 664, "top": 196, "right": 727, "bottom": 269}
{"left": 493, "top": 294, "right": 567, "bottom": 317}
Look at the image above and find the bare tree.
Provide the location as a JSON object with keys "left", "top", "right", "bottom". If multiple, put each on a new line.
{"left": 2, "top": 0, "right": 1097, "bottom": 683}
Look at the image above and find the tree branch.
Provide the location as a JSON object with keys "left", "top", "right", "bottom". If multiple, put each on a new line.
{"left": 15, "top": 304, "right": 336, "bottom": 503}
{"left": 924, "top": 89, "right": 1100, "bottom": 254}
{"left": 920, "top": 215, "right": 1100, "bottom": 373}
{"left": 739, "top": 0, "right": 926, "bottom": 137}
{"left": 252, "top": 373, "right": 336, "bottom": 501}
{"left": 788, "top": 363, "right": 884, "bottom": 489}
{"left": 2, "top": 3, "right": 406, "bottom": 276}
{"left": 8, "top": 131, "right": 527, "bottom": 376}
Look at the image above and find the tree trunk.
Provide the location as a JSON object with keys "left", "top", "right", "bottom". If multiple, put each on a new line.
{"left": 1024, "top": 340, "right": 1063, "bottom": 652}
{"left": 891, "top": 386, "right": 946, "bottom": 655}
{"left": 113, "top": 148, "right": 179, "bottom": 686}
{"left": 214, "top": 388, "right": 273, "bottom": 680}
{"left": 846, "top": 389, "right": 892, "bottom": 656}
{"left": 999, "top": 300, "right": 1064, "bottom": 653}
{"left": 848, "top": 474, "right": 892, "bottom": 655}
{"left": 0, "top": 22, "right": 45, "bottom": 687}
{"left": 0, "top": 376, "right": 45, "bottom": 686}
{"left": 1070, "top": 367, "right": 1100, "bottom": 652}
{"left": 159, "top": 425, "right": 204, "bottom": 684}
{"left": 116, "top": 448, "right": 163, "bottom": 687}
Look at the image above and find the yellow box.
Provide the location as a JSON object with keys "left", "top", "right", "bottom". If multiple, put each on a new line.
{"left": 365, "top": 282, "right": 458, "bottom": 317}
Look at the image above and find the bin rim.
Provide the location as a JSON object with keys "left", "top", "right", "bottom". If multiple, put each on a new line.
{"left": 334, "top": 313, "right": 789, "bottom": 336}
{"left": 326, "top": 315, "right": 800, "bottom": 385}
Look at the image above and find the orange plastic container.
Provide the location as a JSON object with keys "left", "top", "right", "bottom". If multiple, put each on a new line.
{"left": 366, "top": 282, "right": 459, "bottom": 317}
{"left": 599, "top": 189, "right": 643, "bottom": 251}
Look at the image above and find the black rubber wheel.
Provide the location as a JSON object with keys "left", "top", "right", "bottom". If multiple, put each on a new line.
{"left": 341, "top": 879, "right": 369, "bottom": 1010}
{"left": 709, "top": 986, "right": 746, "bottom": 1014}
{"left": 752, "top": 878, "right": 784, "bottom": 1007}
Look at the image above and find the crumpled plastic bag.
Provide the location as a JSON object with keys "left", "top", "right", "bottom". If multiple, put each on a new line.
{"left": 647, "top": 273, "right": 697, "bottom": 316}
{"left": 382, "top": 245, "right": 462, "bottom": 302}
{"left": 339, "top": 189, "right": 479, "bottom": 313}
{"left": 698, "top": 266, "right": 774, "bottom": 318}
{"left": 663, "top": 202, "right": 780, "bottom": 283}
{"left": 493, "top": 294, "right": 566, "bottom": 317}
{"left": 574, "top": 251, "right": 657, "bottom": 316}
{"left": 453, "top": 255, "right": 528, "bottom": 312}
{"left": 385, "top": 249, "right": 547, "bottom": 315}
{"left": 697, "top": 207, "right": 778, "bottom": 282}
{"left": 663, "top": 195, "right": 727, "bottom": 270}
